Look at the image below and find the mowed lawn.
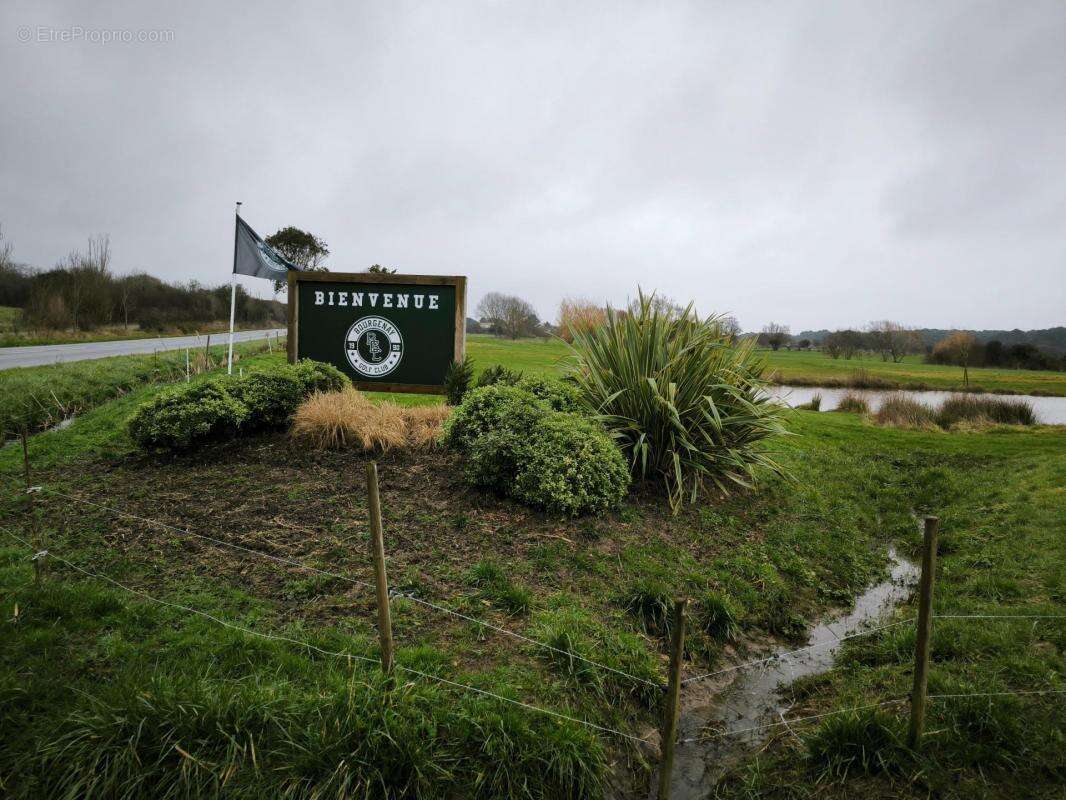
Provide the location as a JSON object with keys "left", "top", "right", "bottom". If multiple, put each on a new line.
{"left": 765, "top": 349, "right": 1066, "bottom": 396}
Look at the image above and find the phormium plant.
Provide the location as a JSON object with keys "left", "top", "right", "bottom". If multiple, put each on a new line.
{"left": 564, "top": 290, "right": 791, "bottom": 511}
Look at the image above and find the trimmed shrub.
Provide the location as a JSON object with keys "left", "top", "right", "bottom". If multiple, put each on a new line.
{"left": 512, "top": 414, "right": 629, "bottom": 516}
{"left": 227, "top": 370, "right": 306, "bottom": 427}
{"left": 566, "top": 291, "right": 789, "bottom": 512}
{"left": 466, "top": 428, "right": 528, "bottom": 494}
{"left": 516, "top": 375, "right": 585, "bottom": 412}
{"left": 440, "top": 385, "right": 548, "bottom": 453}
{"left": 129, "top": 360, "right": 350, "bottom": 451}
{"left": 290, "top": 359, "right": 350, "bottom": 394}
{"left": 128, "top": 381, "right": 248, "bottom": 450}
{"left": 476, "top": 364, "right": 523, "bottom": 388}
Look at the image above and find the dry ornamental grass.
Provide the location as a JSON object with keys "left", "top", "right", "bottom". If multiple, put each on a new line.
{"left": 291, "top": 387, "right": 450, "bottom": 450}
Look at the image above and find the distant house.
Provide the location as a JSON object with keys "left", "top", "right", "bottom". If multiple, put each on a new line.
{"left": 465, "top": 317, "right": 492, "bottom": 334}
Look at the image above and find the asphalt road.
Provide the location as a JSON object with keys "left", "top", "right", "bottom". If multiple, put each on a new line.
{"left": 0, "top": 328, "right": 286, "bottom": 370}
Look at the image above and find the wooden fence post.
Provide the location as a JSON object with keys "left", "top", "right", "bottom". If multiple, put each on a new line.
{"left": 366, "top": 461, "right": 395, "bottom": 684}
{"left": 20, "top": 427, "right": 43, "bottom": 585}
{"left": 908, "top": 516, "right": 938, "bottom": 748}
{"left": 657, "top": 598, "right": 687, "bottom": 800}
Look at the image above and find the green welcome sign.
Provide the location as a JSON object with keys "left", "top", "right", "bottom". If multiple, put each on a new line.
{"left": 287, "top": 272, "right": 467, "bottom": 393}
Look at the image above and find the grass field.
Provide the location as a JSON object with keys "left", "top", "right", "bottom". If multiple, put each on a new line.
{"left": 765, "top": 349, "right": 1066, "bottom": 396}
{"left": 0, "top": 337, "right": 1063, "bottom": 798}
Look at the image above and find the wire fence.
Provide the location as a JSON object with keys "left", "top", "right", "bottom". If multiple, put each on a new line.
{"left": 32, "top": 485, "right": 663, "bottom": 691}
{"left": 4, "top": 478, "right": 1065, "bottom": 788}
{"left": 0, "top": 523, "right": 649, "bottom": 744}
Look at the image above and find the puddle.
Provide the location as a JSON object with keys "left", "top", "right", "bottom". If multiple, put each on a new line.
{"left": 652, "top": 547, "right": 918, "bottom": 799}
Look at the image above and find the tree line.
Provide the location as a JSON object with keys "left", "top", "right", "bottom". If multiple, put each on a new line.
{"left": 0, "top": 229, "right": 284, "bottom": 333}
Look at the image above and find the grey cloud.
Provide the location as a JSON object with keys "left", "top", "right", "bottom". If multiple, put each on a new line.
{"left": 1, "top": 0, "right": 1063, "bottom": 332}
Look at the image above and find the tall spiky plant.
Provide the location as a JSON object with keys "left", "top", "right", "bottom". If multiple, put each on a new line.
{"left": 564, "top": 291, "right": 790, "bottom": 511}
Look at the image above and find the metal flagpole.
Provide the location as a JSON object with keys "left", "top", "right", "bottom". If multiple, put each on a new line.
{"left": 227, "top": 201, "right": 241, "bottom": 375}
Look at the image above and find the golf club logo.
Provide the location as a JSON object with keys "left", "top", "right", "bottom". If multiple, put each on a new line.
{"left": 255, "top": 240, "right": 291, "bottom": 274}
{"left": 345, "top": 316, "right": 404, "bottom": 377}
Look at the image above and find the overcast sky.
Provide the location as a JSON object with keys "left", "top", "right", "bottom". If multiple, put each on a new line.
{"left": 2, "top": 1, "right": 1064, "bottom": 332}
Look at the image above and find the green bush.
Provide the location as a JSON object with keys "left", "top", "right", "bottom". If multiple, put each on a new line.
{"left": 129, "top": 361, "right": 349, "bottom": 451}
{"left": 440, "top": 385, "right": 548, "bottom": 452}
{"left": 226, "top": 370, "right": 306, "bottom": 427}
{"left": 128, "top": 381, "right": 248, "bottom": 450}
{"left": 565, "top": 291, "right": 789, "bottom": 512}
{"left": 476, "top": 364, "right": 523, "bottom": 388}
{"left": 516, "top": 375, "right": 585, "bottom": 412}
{"left": 290, "top": 359, "right": 349, "bottom": 394}
{"left": 466, "top": 428, "right": 528, "bottom": 494}
{"left": 512, "top": 414, "right": 629, "bottom": 516}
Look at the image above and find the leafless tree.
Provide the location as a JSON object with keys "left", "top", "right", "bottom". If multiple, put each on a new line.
{"left": 117, "top": 276, "right": 135, "bottom": 330}
{"left": 761, "top": 322, "right": 791, "bottom": 351}
{"left": 823, "top": 329, "right": 864, "bottom": 360}
{"left": 867, "top": 320, "right": 919, "bottom": 363}
{"left": 719, "top": 314, "right": 741, "bottom": 340}
{"left": 629, "top": 292, "right": 690, "bottom": 319}
{"left": 476, "top": 291, "right": 540, "bottom": 339}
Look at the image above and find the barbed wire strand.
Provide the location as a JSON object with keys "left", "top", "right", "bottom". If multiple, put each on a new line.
{"left": 0, "top": 524, "right": 376, "bottom": 666}
{"left": 681, "top": 618, "right": 913, "bottom": 685}
{"left": 0, "top": 524, "right": 649, "bottom": 745}
{"left": 27, "top": 487, "right": 664, "bottom": 690}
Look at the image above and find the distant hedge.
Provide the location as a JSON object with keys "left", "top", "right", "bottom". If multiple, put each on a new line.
{"left": 128, "top": 360, "right": 348, "bottom": 450}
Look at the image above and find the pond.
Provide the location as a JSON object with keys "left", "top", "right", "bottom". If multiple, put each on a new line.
{"left": 770, "top": 385, "right": 1066, "bottom": 425}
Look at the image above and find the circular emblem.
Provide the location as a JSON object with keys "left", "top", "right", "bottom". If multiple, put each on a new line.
{"left": 255, "top": 240, "right": 290, "bottom": 274}
{"left": 345, "top": 316, "right": 404, "bottom": 377}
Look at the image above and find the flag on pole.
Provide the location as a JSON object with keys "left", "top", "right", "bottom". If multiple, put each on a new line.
{"left": 233, "top": 215, "right": 302, "bottom": 280}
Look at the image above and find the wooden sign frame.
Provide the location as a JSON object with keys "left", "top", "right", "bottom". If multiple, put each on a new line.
{"left": 287, "top": 271, "right": 466, "bottom": 394}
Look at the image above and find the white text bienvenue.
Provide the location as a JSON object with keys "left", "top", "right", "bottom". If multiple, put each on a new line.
{"left": 313, "top": 291, "right": 440, "bottom": 310}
